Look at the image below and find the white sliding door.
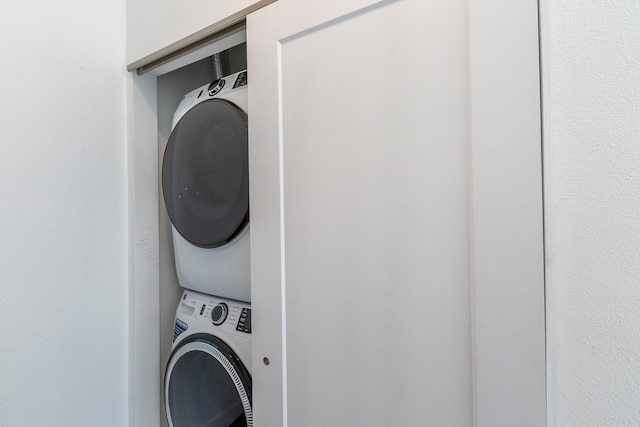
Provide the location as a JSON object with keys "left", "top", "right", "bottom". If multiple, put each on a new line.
{"left": 248, "top": 0, "right": 544, "bottom": 425}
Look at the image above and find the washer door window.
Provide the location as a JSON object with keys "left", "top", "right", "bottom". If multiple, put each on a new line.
{"left": 163, "top": 99, "right": 249, "bottom": 248}
{"left": 166, "top": 335, "right": 252, "bottom": 427}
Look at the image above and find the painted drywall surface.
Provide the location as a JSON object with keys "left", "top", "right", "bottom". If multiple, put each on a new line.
{"left": 544, "top": 1, "right": 640, "bottom": 425}
{"left": 0, "top": 2, "right": 128, "bottom": 426}
{"left": 126, "top": 0, "right": 258, "bottom": 64}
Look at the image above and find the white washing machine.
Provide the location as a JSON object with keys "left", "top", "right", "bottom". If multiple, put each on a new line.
{"left": 165, "top": 289, "right": 252, "bottom": 427}
{"left": 162, "top": 70, "right": 251, "bottom": 302}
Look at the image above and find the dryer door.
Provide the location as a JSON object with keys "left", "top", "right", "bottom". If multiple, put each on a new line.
{"left": 165, "top": 334, "right": 252, "bottom": 427}
{"left": 162, "top": 99, "right": 249, "bottom": 248}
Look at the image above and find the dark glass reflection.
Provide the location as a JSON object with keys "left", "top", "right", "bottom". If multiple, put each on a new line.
{"left": 168, "top": 350, "right": 247, "bottom": 427}
{"left": 162, "top": 99, "right": 249, "bottom": 248}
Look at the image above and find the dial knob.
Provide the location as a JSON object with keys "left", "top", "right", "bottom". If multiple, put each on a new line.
{"left": 207, "top": 78, "right": 225, "bottom": 96}
{"left": 211, "top": 303, "right": 228, "bottom": 326}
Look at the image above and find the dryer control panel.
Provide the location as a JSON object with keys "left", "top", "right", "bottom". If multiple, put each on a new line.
{"left": 172, "top": 69, "right": 248, "bottom": 127}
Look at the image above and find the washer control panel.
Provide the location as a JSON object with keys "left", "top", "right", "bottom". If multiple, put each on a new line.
{"left": 236, "top": 308, "right": 251, "bottom": 334}
{"left": 176, "top": 290, "right": 251, "bottom": 338}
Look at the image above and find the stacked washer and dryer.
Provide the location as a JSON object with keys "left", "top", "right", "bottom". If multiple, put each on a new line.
{"left": 161, "top": 69, "right": 253, "bottom": 427}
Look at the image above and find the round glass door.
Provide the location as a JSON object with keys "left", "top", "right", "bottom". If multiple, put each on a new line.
{"left": 162, "top": 99, "right": 249, "bottom": 248}
{"left": 165, "top": 336, "right": 252, "bottom": 427}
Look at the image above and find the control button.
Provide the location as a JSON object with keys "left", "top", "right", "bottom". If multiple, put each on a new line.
{"left": 211, "top": 303, "right": 228, "bottom": 326}
{"left": 208, "top": 78, "right": 225, "bottom": 96}
{"left": 233, "top": 71, "right": 248, "bottom": 89}
{"left": 236, "top": 308, "right": 251, "bottom": 334}
{"left": 199, "top": 304, "right": 206, "bottom": 315}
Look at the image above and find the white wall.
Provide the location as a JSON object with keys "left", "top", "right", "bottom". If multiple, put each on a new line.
{"left": 126, "top": 0, "right": 264, "bottom": 64}
{"left": 543, "top": 1, "right": 640, "bottom": 425}
{"left": 0, "top": 2, "right": 128, "bottom": 426}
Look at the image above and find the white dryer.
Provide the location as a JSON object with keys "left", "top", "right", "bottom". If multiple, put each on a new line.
{"left": 165, "top": 289, "right": 252, "bottom": 427}
{"left": 162, "top": 70, "right": 250, "bottom": 302}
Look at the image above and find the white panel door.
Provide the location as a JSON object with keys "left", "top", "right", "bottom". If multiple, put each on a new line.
{"left": 247, "top": 0, "right": 544, "bottom": 426}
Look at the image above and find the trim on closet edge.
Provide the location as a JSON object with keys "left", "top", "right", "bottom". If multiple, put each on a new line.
{"left": 127, "top": 0, "right": 277, "bottom": 75}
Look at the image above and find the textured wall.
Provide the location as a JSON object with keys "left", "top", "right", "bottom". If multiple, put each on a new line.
{"left": 0, "top": 2, "right": 128, "bottom": 426}
{"left": 544, "top": 1, "right": 640, "bottom": 425}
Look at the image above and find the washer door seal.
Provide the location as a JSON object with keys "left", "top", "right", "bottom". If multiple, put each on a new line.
{"left": 165, "top": 334, "right": 252, "bottom": 427}
{"left": 162, "top": 99, "right": 249, "bottom": 248}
